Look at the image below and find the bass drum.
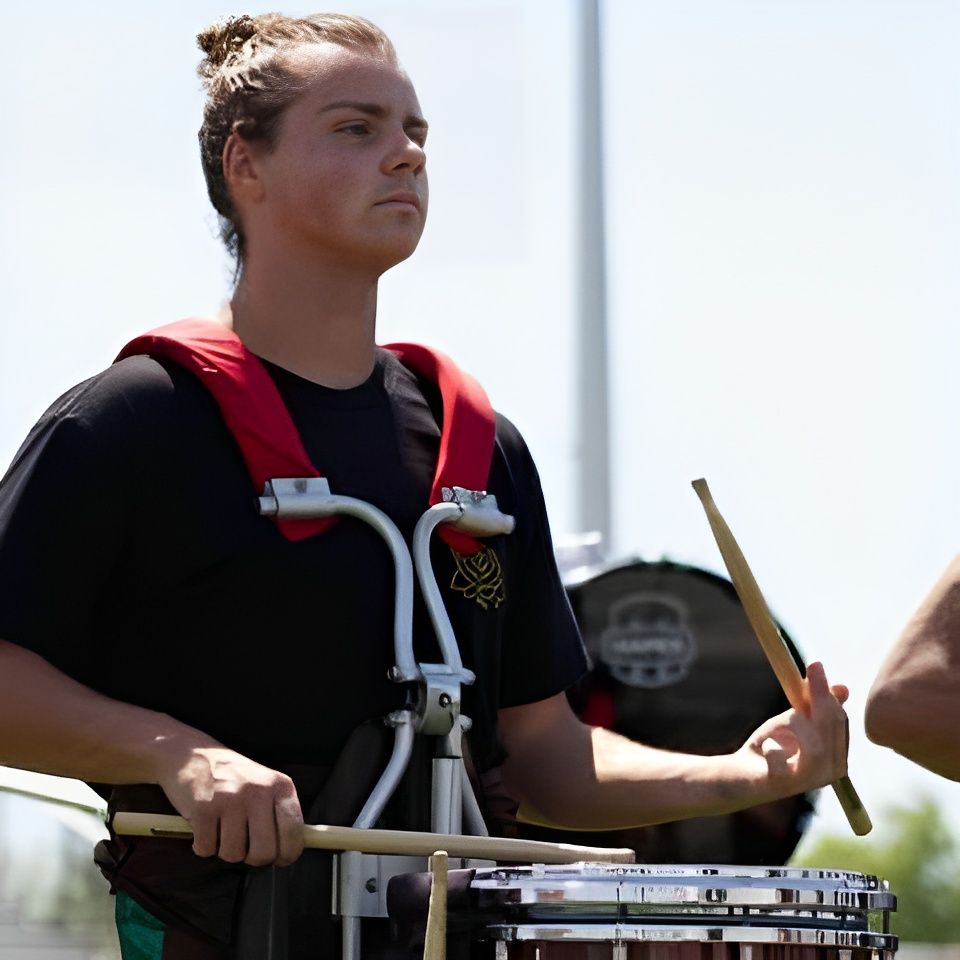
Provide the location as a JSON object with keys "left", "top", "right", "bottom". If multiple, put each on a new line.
{"left": 508, "top": 558, "right": 815, "bottom": 865}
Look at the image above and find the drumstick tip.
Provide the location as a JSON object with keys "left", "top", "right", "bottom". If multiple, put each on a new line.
{"left": 691, "top": 478, "right": 711, "bottom": 501}
{"left": 834, "top": 776, "right": 873, "bottom": 836}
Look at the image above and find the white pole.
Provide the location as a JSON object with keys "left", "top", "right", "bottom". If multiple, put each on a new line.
{"left": 575, "top": 0, "right": 611, "bottom": 550}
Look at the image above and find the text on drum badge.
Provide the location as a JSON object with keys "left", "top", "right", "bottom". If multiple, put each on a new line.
{"left": 597, "top": 592, "right": 698, "bottom": 688}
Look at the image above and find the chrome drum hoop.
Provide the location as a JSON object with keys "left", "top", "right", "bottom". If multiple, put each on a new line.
{"left": 471, "top": 863, "right": 897, "bottom": 955}
{"left": 472, "top": 864, "right": 895, "bottom": 914}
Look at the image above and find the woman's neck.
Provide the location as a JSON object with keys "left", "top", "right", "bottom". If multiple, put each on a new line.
{"left": 227, "top": 254, "right": 380, "bottom": 389}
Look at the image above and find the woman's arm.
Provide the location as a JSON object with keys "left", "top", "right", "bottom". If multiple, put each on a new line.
{"left": 0, "top": 638, "right": 304, "bottom": 864}
{"left": 497, "top": 661, "right": 849, "bottom": 829}
{"left": 865, "top": 555, "right": 960, "bottom": 781}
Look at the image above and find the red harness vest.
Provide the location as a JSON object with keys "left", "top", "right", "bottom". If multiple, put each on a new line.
{"left": 115, "top": 319, "right": 496, "bottom": 555}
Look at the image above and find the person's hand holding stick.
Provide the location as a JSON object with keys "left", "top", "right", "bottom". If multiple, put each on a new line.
{"left": 692, "top": 478, "right": 872, "bottom": 836}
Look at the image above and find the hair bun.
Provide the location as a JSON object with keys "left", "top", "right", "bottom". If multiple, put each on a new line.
{"left": 197, "top": 15, "right": 259, "bottom": 78}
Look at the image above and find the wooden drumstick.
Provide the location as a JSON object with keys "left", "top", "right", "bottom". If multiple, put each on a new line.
{"left": 111, "top": 812, "right": 637, "bottom": 863}
{"left": 424, "top": 851, "right": 448, "bottom": 960}
{"left": 691, "top": 478, "right": 872, "bottom": 837}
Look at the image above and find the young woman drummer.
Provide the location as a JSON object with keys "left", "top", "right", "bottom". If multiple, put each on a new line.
{"left": 0, "top": 12, "right": 852, "bottom": 957}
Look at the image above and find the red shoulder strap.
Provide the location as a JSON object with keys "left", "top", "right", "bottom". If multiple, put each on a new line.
{"left": 115, "top": 320, "right": 495, "bottom": 554}
{"left": 116, "top": 319, "right": 327, "bottom": 542}
{"left": 383, "top": 342, "right": 496, "bottom": 555}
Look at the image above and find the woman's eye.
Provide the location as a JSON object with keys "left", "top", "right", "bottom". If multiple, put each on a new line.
{"left": 340, "top": 122, "right": 369, "bottom": 135}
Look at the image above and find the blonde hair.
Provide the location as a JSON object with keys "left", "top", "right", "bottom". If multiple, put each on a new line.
{"left": 197, "top": 13, "right": 397, "bottom": 266}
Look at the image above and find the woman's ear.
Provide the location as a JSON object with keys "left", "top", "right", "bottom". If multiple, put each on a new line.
{"left": 223, "top": 132, "right": 265, "bottom": 206}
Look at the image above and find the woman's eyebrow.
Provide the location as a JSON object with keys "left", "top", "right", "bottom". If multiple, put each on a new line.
{"left": 320, "top": 100, "right": 387, "bottom": 116}
{"left": 319, "top": 101, "right": 429, "bottom": 132}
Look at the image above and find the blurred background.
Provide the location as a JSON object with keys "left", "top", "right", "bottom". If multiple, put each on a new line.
{"left": 1, "top": 0, "right": 957, "bottom": 954}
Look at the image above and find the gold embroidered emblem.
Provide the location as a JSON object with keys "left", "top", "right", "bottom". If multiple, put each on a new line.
{"left": 449, "top": 545, "right": 505, "bottom": 610}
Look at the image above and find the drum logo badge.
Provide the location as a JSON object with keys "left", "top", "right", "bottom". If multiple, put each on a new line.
{"left": 597, "top": 592, "right": 697, "bottom": 688}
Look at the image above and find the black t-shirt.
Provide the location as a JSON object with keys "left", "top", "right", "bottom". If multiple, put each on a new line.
{"left": 0, "top": 347, "right": 586, "bottom": 773}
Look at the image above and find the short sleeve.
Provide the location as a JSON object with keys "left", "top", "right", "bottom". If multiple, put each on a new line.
{"left": 0, "top": 361, "right": 151, "bottom": 679}
{"left": 493, "top": 416, "right": 588, "bottom": 708}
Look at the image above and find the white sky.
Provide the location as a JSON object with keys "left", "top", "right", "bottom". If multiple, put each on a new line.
{"left": 1, "top": 0, "right": 958, "bottom": 860}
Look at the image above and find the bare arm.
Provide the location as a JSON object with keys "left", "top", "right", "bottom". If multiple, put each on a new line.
{"left": 865, "top": 555, "right": 960, "bottom": 781}
{"left": 497, "top": 661, "right": 849, "bottom": 830}
{"left": 0, "top": 638, "right": 303, "bottom": 865}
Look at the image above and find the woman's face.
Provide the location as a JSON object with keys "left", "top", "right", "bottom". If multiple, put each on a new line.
{"left": 237, "top": 42, "right": 429, "bottom": 275}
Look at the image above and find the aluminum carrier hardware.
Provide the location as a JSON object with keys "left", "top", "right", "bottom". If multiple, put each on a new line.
{"left": 259, "top": 476, "right": 515, "bottom": 960}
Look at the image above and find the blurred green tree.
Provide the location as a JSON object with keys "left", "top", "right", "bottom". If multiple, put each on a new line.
{"left": 793, "top": 798, "right": 960, "bottom": 943}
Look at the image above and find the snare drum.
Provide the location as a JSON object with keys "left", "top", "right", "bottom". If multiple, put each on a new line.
{"left": 470, "top": 863, "right": 897, "bottom": 960}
